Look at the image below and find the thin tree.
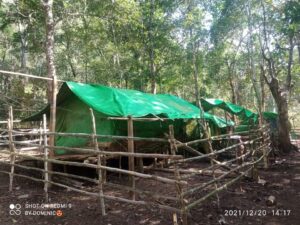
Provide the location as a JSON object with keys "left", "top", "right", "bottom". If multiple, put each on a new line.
{"left": 42, "top": 0, "right": 57, "bottom": 184}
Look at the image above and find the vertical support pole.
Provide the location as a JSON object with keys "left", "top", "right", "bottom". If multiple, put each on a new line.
{"left": 48, "top": 76, "right": 57, "bottom": 187}
{"left": 90, "top": 108, "right": 106, "bottom": 216}
{"left": 169, "top": 125, "right": 187, "bottom": 225}
{"left": 137, "top": 158, "right": 144, "bottom": 173}
{"left": 8, "top": 106, "right": 15, "bottom": 192}
{"left": 127, "top": 116, "right": 135, "bottom": 200}
{"left": 43, "top": 114, "right": 49, "bottom": 202}
{"left": 250, "top": 130, "right": 258, "bottom": 180}
{"left": 102, "top": 156, "right": 107, "bottom": 183}
{"left": 208, "top": 134, "right": 220, "bottom": 208}
{"left": 262, "top": 126, "right": 268, "bottom": 169}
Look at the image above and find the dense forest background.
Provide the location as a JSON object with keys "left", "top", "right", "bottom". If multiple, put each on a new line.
{"left": 0, "top": 0, "right": 299, "bottom": 127}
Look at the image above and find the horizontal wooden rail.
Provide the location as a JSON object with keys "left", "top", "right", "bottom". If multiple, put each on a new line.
{"left": 186, "top": 150, "right": 268, "bottom": 210}
{"left": 0, "top": 141, "right": 182, "bottom": 159}
{"left": 175, "top": 136, "right": 263, "bottom": 163}
{"left": 0, "top": 150, "right": 186, "bottom": 185}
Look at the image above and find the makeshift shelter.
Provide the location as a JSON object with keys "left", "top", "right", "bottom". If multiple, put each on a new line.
{"left": 25, "top": 82, "right": 233, "bottom": 155}
{"left": 200, "top": 98, "right": 278, "bottom": 132}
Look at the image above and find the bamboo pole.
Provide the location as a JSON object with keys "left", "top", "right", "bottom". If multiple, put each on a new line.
{"left": 3, "top": 140, "right": 182, "bottom": 159}
{"left": 127, "top": 116, "right": 136, "bottom": 200}
{"left": 180, "top": 151, "right": 252, "bottom": 180}
{"left": 261, "top": 127, "right": 268, "bottom": 169}
{"left": 107, "top": 117, "right": 171, "bottom": 121}
{"left": 46, "top": 131, "right": 168, "bottom": 142}
{"left": 48, "top": 76, "right": 57, "bottom": 187}
{"left": 1, "top": 150, "right": 186, "bottom": 185}
{"left": 207, "top": 132, "right": 220, "bottom": 208}
{"left": 250, "top": 129, "right": 259, "bottom": 180}
{"left": 186, "top": 153, "right": 266, "bottom": 210}
{"left": 8, "top": 106, "right": 15, "bottom": 192}
{"left": 90, "top": 108, "right": 106, "bottom": 216}
{"left": 183, "top": 160, "right": 253, "bottom": 197}
{"left": 174, "top": 139, "right": 236, "bottom": 173}
{"left": 0, "top": 69, "right": 64, "bottom": 82}
{"left": 0, "top": 160, "right": 99, "bottom": 184}
{"left": 169, "top": 125, "right": 187, "bottom": 225}
{"left": 0, "top": 120, "right": 21, "bottom": 124}
{"left": 186, "top": 167, "right": 253, "bottom": 210}
{"left": 43, "top": 114, "right": 49, "bottom": 201}
{"left": 0, "top": 158, "right": 178, "bottom": 203}
{"left": 176, "top": 130, "right": 255, "bottom": 147}
{"left": 175, "top": 137, "right": 262, "bottom": 164}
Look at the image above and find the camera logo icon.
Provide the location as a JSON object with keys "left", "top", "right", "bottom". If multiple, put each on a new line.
{"left": 9, "top": 204, "right": 22, "bottom": 216}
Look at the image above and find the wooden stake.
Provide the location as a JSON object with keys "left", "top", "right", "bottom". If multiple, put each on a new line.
{"left": 43, "top": 114, "right": 49, "bottom": 201}
{"left": 250, "top": 130, "right": 258, "bottom": 180}
{"left": 90, "top": 108, "right": 106, "bottom": 216}
{"left": 169, "top": 125, "right": 187, "bottom": 225}
{"left": 8, "top": 106, "right": 15, "bottom": 192}
{"left": 127, "top": 116, "right": 136, "bottom": 200}
{"left": 48, "top": 76, "right": 57, "bottom": 187}
{"left": 262, "top": 128, "right": 268, "bottom": 169}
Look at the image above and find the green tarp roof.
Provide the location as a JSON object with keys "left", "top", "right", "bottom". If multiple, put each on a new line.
{"left": 25, "top": 82, "right": 234, "bottom": 128}
{"left": 201, "top": 98, "right": 258, "bottom": 120}
{"left": 200, "top": 98, "right": 278, "bottom": 121}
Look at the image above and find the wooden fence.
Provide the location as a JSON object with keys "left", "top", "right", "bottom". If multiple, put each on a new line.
{"left": 0, "top": 108, "right": 272, "bottom": 225}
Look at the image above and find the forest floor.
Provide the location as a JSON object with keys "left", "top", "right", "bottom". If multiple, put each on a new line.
{"left": 0, "top": 149, "right": 299, "bottom": 225}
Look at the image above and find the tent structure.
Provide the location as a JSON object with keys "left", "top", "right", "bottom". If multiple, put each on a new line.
{"left": 25, "top": 82, "right": 233, "bottom": 154}
{"left": 201, "top": 98, "right": 258, "bottom": 121}
{"left": 200, "top": 98, "right": 278, "bottom": 131}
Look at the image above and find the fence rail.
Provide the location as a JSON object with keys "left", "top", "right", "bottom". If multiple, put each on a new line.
{"left": 0, "top": 108, "right": 272, "bottom": 225}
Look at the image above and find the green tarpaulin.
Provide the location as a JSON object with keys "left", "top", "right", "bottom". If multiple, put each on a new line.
{"left": 200, "top": 98, "right": 278, "bottom": 132}
{"left": 201, "top": 98, "right": 258, "bottom": 121}
{"left": 24, "top": 82, "right": 234, "bottom": 154}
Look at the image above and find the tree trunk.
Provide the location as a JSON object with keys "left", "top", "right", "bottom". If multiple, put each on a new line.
{"left": 42, "top": 0, "right": 57, "bottom": 185}
{"left": 148, "top": 0, "right": 156, "bottom": 94}
{"left": 267, "top": 78, "right": 292, "bottom": 152}
{"left": 192, "top": 40, "right": 200, "bottom": 107}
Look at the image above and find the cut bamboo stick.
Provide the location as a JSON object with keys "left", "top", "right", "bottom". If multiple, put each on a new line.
{"left": 1, "top": 140, "right": 183, "bottom": 159}
{"left": 90, "top": 108, "right": 106, "bottom": 216}
{"left": 127, "top": 116, "right": 135, "bottom": 200}
{"left": 169, "top": 125, "right": 188, "bottom": 225}
{"left": 8, "top": 106, "right": 15, "bottom": 192}
{"left": 43, "top": 114, "right": 49, "bottom": 201}
{"left": 47, "top": 131, "right": 168, "bottom": 142}
{"left": 186, "top": 167, "right": 253, "bottom": 210}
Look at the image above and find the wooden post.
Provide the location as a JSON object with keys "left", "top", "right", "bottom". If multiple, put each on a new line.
{"left": 90, "top": 108, "right": 106, "bottom": 216}
{"left": 48, "top": 76, "right": 57, "bottom": 187}
{"left": 137, "top": 158, "right": 144, "bottom": 173}
{"left": 43, "top": 114, "right": 49, "bottom": 201}
{"left": 8, "top": 106, "right": 15, "bottom": 192}
{"left": 262, "top": 128, "right": 268, "bottom": 169}
{"left": 102, "top": 156, "right": 107, "bottom": 183}
{"left": 127, "top": 116, "right": 136, "bottom": 200}
{"left": 250, "top": 130, "right": 258, "bottom": 180}
{"left": 169, "top": 125, "right": 187, "bottom": 225}
{"left": 202, "top": 123, "right": 220, "bottom": 208}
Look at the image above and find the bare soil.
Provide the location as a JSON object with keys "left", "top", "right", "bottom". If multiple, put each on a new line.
{"left": 0, "top": 151, "right": 299, "bottom": 225}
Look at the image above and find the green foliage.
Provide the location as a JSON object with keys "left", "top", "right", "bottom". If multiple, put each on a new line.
{"left": 0, "top": 0, "right": 298, "bottom": 124}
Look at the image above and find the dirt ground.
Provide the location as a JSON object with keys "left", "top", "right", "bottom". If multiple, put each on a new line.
{"left": 0, "top": 150, "right": 299, "bottom": 225}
